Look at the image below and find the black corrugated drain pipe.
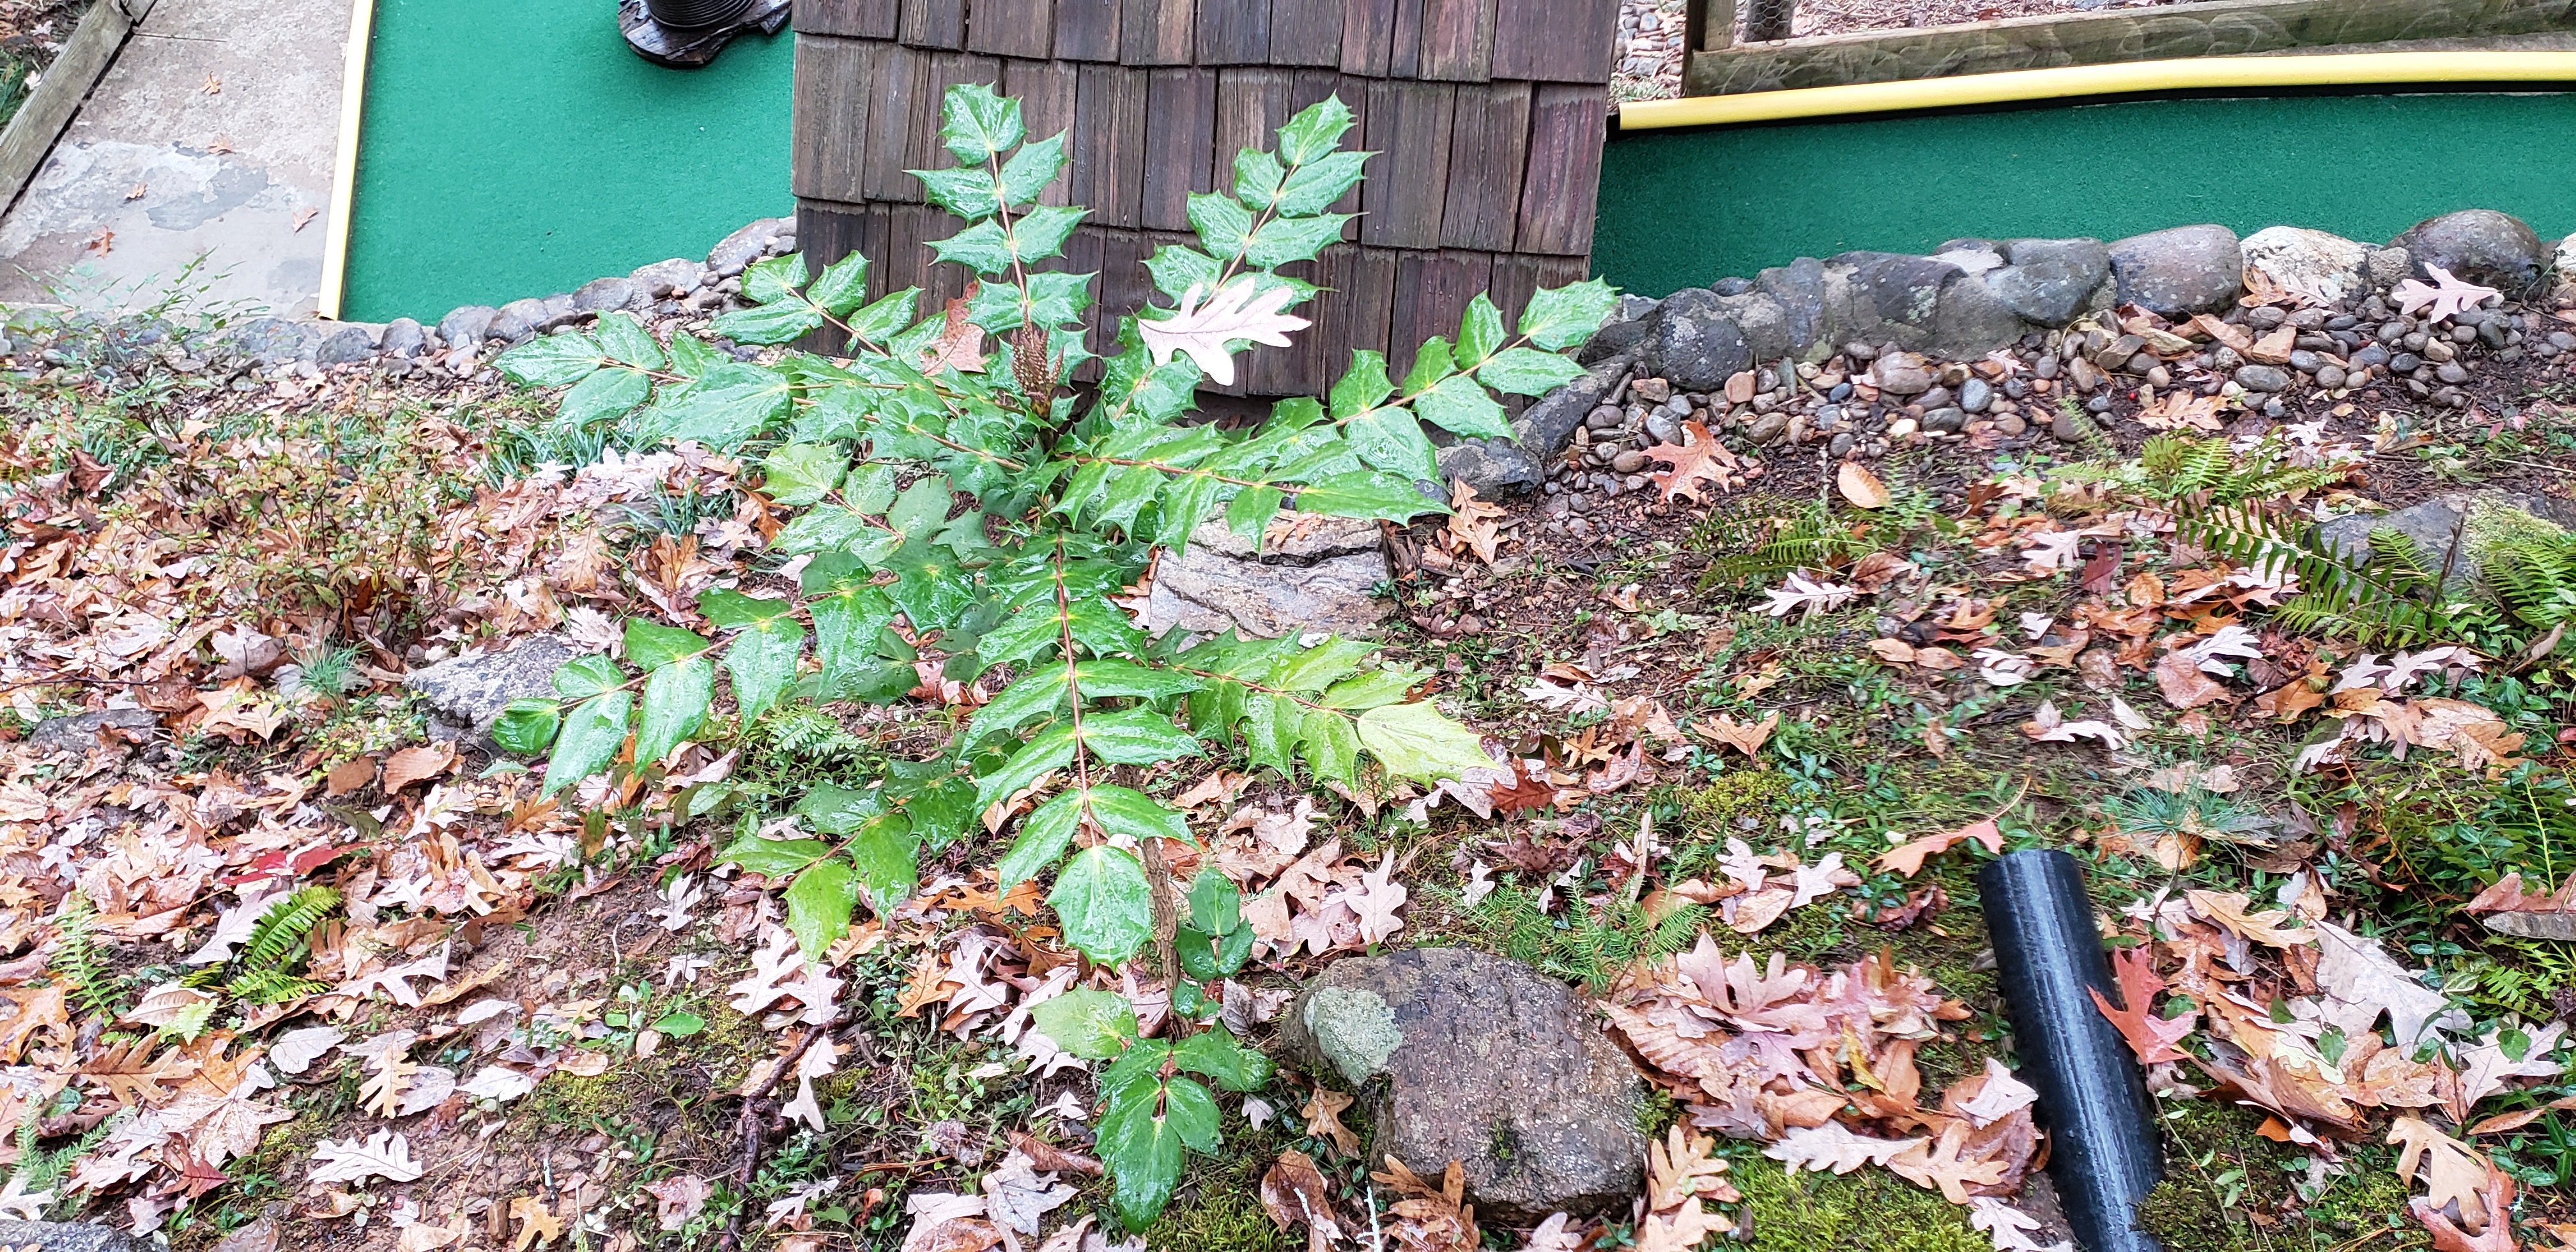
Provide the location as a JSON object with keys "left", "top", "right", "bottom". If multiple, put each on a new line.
{"left": 1977, "top": 849, "right": 2169, "bottom": 1252}
{"left": 647, "top": 0, "right": 755, "bottom": 31}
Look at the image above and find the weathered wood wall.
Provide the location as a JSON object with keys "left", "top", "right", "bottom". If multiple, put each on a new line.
{"left": 1682, "top": 0, "right": 2576, "bottom": 96}
{"left": 792, "top": 0, "right": 1617, "bottom": 393}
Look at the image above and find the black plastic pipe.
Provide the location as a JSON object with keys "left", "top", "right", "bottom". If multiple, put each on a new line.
{"left": 1977, "top": 850, "right": 2168, "bottom": 1252}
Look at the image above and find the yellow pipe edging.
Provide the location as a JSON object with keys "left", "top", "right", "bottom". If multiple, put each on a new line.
{"left": 1619, "top": 50, "right": 2576, "bottom": 131}
{"left": 316, "top": 0, "right": 376, "bottom": 320}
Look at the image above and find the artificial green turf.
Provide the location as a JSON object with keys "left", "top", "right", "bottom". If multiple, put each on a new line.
{"left": 1593, "top": 90, "right": 2576, "bottom": 299}
{"left": 341, "top": 0, "right": 793, "bottom": 323}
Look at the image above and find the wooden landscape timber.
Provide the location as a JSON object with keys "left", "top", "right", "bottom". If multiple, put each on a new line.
{"left": 792, "top": 0, "right": 1614, "bottom": 393}
{"left": 0, "top": 0, "right": 160, "bottom": 217}
{"left": 1681, "top": 0, "right": 2576, "bottom": 95}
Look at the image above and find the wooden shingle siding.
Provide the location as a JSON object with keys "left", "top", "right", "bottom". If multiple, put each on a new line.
{"left": 791, "top": 0, "right": 1616, "bottom": 394}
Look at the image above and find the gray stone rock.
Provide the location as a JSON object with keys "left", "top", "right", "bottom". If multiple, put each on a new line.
{"left": 317, "top": 325, "right": 377, "bottom": 365}
{"left": 1984, "top": 237, "right": 2111, "bottom": 327}
{"left": 487, "top": 298, "right": 552, "bottom": 343}
{"left": 1756, "top": 257, "right": 1830, "bottom": 360}
{"left": 539, "top": 294, "right": 579, "bottom": 330}
{"left": 380, "top": 317, "right": 426, "bottom": 357}
{"left": 405, "top": 635, "right": 581, "bottom": 742}
{"left": 2107, "top": 225, "right": 2242, "bottom": 316}
{"left": 1577, "top": 317, "right": 1651, "bottom": 366}
{"left": 1438, "top": 439, "right": 1545, "bottom": 499}
{"left": 2366, "top": 246, "right": 2412, "bottom": 291}
{"left": 1710, "top": 289, "right": 1795, "bottom": 362}
{"left": 1140, "top": 517, "right": 1390, "bottom": 639}
{"left": 1960, "top": 376, "right": 1993, "bottom": 413}
{"left": 2395, "top": 210, "right": 2547, "bottom": 293}
{"left": 1280, "top": 949, "right": 1646, "bottom": 1223}
{"left": 438, "top": 305, "right": 498, "bottom": 346}
{"left": 2320, "top": 491, "right": 2576, "bottom": 590}
{"left": 1922, "top": 406, "right": 1966, "bottom": 434}
{"left": 1515, "top": 355, "right": 1628, "bottom": 455}
{"left": 708, "top": 216, "right": 797, "bottom": 279}
{"left": 2234, "top": 364, "right": 2291, "bottom": 393}
{"left": 2242, "top": 226, "right": 2370, "bottom": 305}
{"left": 0, "top": 1223, "right": 155, "bottom": 1252}
{"left": 29, "top": 708, "right": 159, "bottom": 756}
{"left": 1834, "top": 251, "right": 1961, "bottom": 335}
{"left": 1926, "top": 272, "right": 2026, "bottom": 357}
{"left": 1636, "top": 291, "right": 1751, "bottom": 393}
{"left": 227, "top": 317, "right": 317, "bottom": 366}
{"left": 573, "top": 277, "right": 638, "bottom": 314}
{"left": 630, "top": 257, "right": 706, "bottom": 298}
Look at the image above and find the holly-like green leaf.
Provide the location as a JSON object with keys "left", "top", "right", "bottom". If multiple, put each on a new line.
{"left": 634, "top": 656, "right": 713, "bottom": 767}
{"left": 649, "top": 362, "right": 792, "bottom": 450}
{"left": 974, "top": 721, "right": 1080, "bottom": 811}
{"left": 998, "top": 132, "right": 1070, "bottom": 206}
{"left": 1413, "top": 372, "right": 1514, "bottom": 439}
{"left": 847, "top": 811, "right": 919, "bottom": 910}
{"left": 1456, "top": 294, "right": 1506, "bottom": 366}
{"left": 1048, "top": 845, "right": 1152, "bottom": 963}
{"left": 552, "top": 653, "right": 624, "bottom": 700}
{"left": 711, "top": 298, "right": 824, "bottom": 346}
{"left": 939, "top": 82, "right": 1025, "bottom": 163}
{"left": 785, "top": 860, "right": 858, "bottom": 961}
{"left": 594, "top": 312, "right": 664, "bottom": 370}
{"left": 1100, "top": 1081, "right": 1188, "bottom": 1232}
{"left": 1354, "top": 700, "right": 1494, "bottom": 781}
{"left": 1346, "top": 407, "right": 1439, "bottom": 484}
{"left": 1027, "top": 988, "right": 1138, "bottom": 1060}
{"left": 1173, "top": 1029, "right": 1270, "bottom": 1092}
{"left": 543, "top": 691, "right": 631, "bottom": 795}
{"left": 761, "top": 443, "right": 845, "bottom": 507}
{"left": 1085, "top": 784, "right": 1195, "bottom": 846}
{"left": 1078, "top": 707, "right": 1203, "bottom": 767}
{"left": 1293, "top": 471, "right": 1441, "bottom": 523}
{"left": 1298, "top": 706, "right": 1361, "bottom": 787}
{"left": 999, "top": 789, "right": 1082, "bottom": 890}
{"left": 559, "top": 367, "right": 652, "bottom": 426}
{"left": 624, "top": 620, "right": 709, "bottom": 671}
{"left": 742, "top": 253, "right": 811, "bottom": 304}
{"left": 719, "top": 832, "right": 832, "bottom": 878}
{"left": 498, "top": 332, "right": 604, "bottom": 387}
{"left": 1477, "top": 346, "right": 1586, "bottom": 397}
{"left": 492, "top": 699, "right": 560, "bottom": 756}
{"left": 1184, "top": 868, "right": 1241, "bottom": 935}
{"left": 808, "top": 250, "right": 872, "bottom": 318}
{"left": 1330, "top": 350, "right": 1393, "bottom": 420}
{"left": 1273, "top": 149, "right": 1368, "bottom": 217}
{"left": 720, "top": 615, "right": 802, "bottom": 722}
{"left": 1519, "top": 279, "right": 1620, "bottom": 351}
{"left": 1277, "top": 96, "right": 1356, "bottom": 165}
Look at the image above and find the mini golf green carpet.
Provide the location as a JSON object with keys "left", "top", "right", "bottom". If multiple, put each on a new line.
{"left": 341, "top": 0, "right": 793, "bottom": 324}
{"left": 1593, "top": 91, "right": 2576, "bottom": 300}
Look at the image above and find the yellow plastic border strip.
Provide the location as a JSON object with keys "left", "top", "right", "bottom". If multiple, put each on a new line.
{"left": 1618, "top": 50, "right": 2576, "bottom": 131}
{"left": 316, "top": 0, "right": 377, "bottom": 319}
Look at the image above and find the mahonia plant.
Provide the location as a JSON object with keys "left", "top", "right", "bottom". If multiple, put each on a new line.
{"left": 490, "top": 84, "right": 1611, "bottom": 1225}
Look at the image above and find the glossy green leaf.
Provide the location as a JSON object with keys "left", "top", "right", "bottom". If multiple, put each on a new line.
{"left": 558, "top": 366, "right": 651, "bottom": 426}
{"left": 1027, "top": 988, "right": 1138, "bottom": 1060}
{"left": 939, "top": 82, "right": 1025, "bottom": 162}
{"left": 1184, "top": 868, "right": 1241, "bottom": 935}
{"left": 492, "top": 699, "right": 560, "bottom": 756}
{"left": 1456, "top": 294, "right": 1506, "bottom": 366}
{"left": 624, "top": 620, "right": 709, "bottom": 671}
{"left": 998, "top": 789, "right": 1082, "bottom": 890}
{"left": 847, "top": 811, "right": 920, "bottom": 910}
{"left": 785, "top": 860, "right": 859, "bottom": 961}
{"left": 1519, "top": 279, "right": 1621, "bottom": 352}
{"left": 1294, "top": 470, "right": 1441, "bottom": 523}
{"left": 1413, "top": 372, "right": 1514, "bottom": 439}
{"left": 594, "top": 312, "right": 664, "bottom": 370}
{"left": 552, "top": 653, "right": 624, "bottom": 700}
{"left": 808, "top": 249, "right": 872, "bottom": 318}
{"left": 761, "top": 443, "right": 846, "bottom": 507}
{"left": 1346, "top": 407, "right": 1439, "bottom": 484}
{"left": 542, "top": 691, "right": 631, "bottom": 795}
{"left": 1478, "top": 346, "right": 1587, "bottom": 397}
{"left": 974, "top": 721, "right": 1080, "bottom": 811}
{"left": 719, "top": 833, "right": 833, "bottom": 878}
{"left": 1048, "top": 845, "right": 1152, "bottom": 963}
{"left": 650, "top": 362, "right": 792, "bottom": 450}
{"left": 721, "top": 615, "right": 803, "bottom": 721}
{"left": 1355, "top": 699, "right": 1494, "bottom": 781}
{"left": 498, "top": 332, "right": 603, "bottom": 387}
{"left": 742, "top": 253, "right": 810, "bottom": 304}
{"left": 1100, "top": 1083, "right": 1188, "bottom": 1232}
{"left": 997, "top": 132, "right": 1069, "bottom": 206}
{"left": 710, "top": 299, "right": 824, "bottom": 346}
{"left": 1276, "top": 96, "right": 1356, "bottom": 165}
{"left": 634, "top": 656, "right": 712, "bottom": 767}
{"left": 1330, "top": 350, "right": 1393, "bottom": 420}
{"left": 1173, "top": 1029, "right": 1270, "bottom": 1092}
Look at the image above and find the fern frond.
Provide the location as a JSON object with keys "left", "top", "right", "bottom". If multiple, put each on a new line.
{"left": 238, "top": 885, "right": 339, "bottom": 972}
{"left": 225, "top": 967, "right": 330, "bottom": 1006}
{"left": 48, "top": 896, "right": 122, "bottom": 1021}
{"left": 2182, "top": 506, "right": 2461, "bottom": 646}
{"left": 2488, "top": 531, "right": 2576, "bottom": 630}
{"left": 1692, "top": 496, "right": 1867, "bottom": 593}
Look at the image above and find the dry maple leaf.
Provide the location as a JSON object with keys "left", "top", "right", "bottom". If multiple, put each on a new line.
{"left": 380, "top": 743, "right": 454, "bottom": 793}
{"left": 1643, "top": 421, "right": 1740, "bottom": 503}
{"left": 1764, "top": 1122, "right": 1924, "bottom": 1175}
{"left": 1138, "top": 277, "right": 1309, "bottom": 386}
{"left": 1259, "top": 1150, "right": 1343, "bottom": 1252}
{"left": 84, "top": 227, "right": 114, "bottom": 256}
{"left": 1759, "top": 571, "right": 1857, "bottom": 620}
{"left": 2394, "top": 1117, "right": 2501, "bottom": 1234}
{"left": 1372, "top": 1156, "right": 1480, "bottom": 1252}
{"left": 1837, "top": 462, "right": 1889, "bottom": 509}
{"left": 291, "top": 206, "right": 319, "bottom": 233}
{"left": 1886, "top": 1122, "right": 2009, "bottom": 1203}
{"left": 2088, "top": 945, "right": 2196, "bottom": 1064}
{"left": 2315, "top": 920, "right": 2458, "bottom": 1048}
{"left": 2414, "top": 1162, "right": 2518, "bottom": 1252}
{"left": 2023, "top": 699, "right": 2129, "bottom": 749}
{"left": 2394, "top": 265, "right": 2503, "bottom": 324}
{"left": 2153, "top": 650, "right": 2231, "bottom": 709}
{"left": 919, "top": 297, "right": 990, "bottom": 375}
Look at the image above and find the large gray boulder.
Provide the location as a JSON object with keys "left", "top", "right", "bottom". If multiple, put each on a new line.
{"left": 708, "top": 216, "right": 797, "bottom": 279}
{"left": 1515, "top": 356, "right": 1628, "bottom": 456}
{"left": 1834, "top": 251, "right": 1959, "bottom": 334}
{"left": 436, "top": 305, "right": 497, "bottom": 347}
{"left": 406, "top": 635, "right": 581, "bottom": 742}
{"left": 1438, "top": 438, "right": 1545, "bottom": 499}
{"left": 1280, "top": 948, "right": 1647, "bottom": 1223}
{"left": 2394, "top": 210, "right": 2548, "bottom": 294}
{"left": 0, "top": 1222, "right": 157, "bottom": 1251}
{"left": 1986, "top": 238, "right": 2111, "bottom": 326}
{"left": 1140, "top": 517, "right": 1390, "bottom": 639}
{"left": 2240, "top": 227, "right": 2370, "bottom": 305}
{"left": 1755, "top": 257, "right": 1830, "bottom": 360}
{"left": 1635, "top": 289, "right": 1751, "bottom": 392}
{"left": 2320, "top": 491, "right": 2576, "bottom": 592}
{"left": 2108, "top": 225, "right": 2242, "bottom": 316}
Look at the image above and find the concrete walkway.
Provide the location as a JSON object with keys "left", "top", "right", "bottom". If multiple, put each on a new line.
{"left": 0, "top": 0, "right": 353, "bottom": 316}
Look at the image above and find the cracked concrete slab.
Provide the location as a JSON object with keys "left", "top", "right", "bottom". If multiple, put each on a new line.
{"left": 0, "top": 0, "right": 353, "bottom": 316}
